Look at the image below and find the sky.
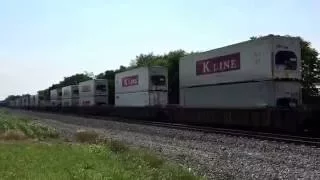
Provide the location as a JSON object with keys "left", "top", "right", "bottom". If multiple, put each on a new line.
{"left": 0, "top": 0, "right": 319, "bottom": 100}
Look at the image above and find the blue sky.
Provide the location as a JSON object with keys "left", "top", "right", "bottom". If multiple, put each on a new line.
{"left": 0, "top": 0, "right": 319, "bottom": 99}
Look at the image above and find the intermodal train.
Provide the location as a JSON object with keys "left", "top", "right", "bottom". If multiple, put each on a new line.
{"left": 6, "top": 35, "right": 319, "bottom": 135}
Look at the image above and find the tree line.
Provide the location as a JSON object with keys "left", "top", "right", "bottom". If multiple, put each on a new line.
{"left": 4, "top": 35, "right": 320, "bottom": 104}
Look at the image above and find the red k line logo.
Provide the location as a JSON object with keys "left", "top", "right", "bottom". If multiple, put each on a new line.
{"left": 196, "top": 53, "right": 241, "bottom": 75}
{"left": 122, "top": 75, "right": 139, "bottom": 87}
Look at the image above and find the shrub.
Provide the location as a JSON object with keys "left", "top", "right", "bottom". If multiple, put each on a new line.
{"left": 141, "top": 153, "right": 164, "bottom": 168}
{"left": 108, "top": 140, "right": 129, "bottom": 153}
{"left": 75, "top": 130, "right": 99, "bottom": 143}
{"left": 0, "top": 130, "right": 28, "bottom": 140}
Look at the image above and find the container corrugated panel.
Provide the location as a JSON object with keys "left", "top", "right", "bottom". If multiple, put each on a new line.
{"left": 36, "top": 91, "right": 46, "bottom": 106}
{"left": 179, "top": 35, "right": 301, "bottom": 88}
{"left": 79, "top": 96, "right": 108, "bottom": 106}
{"left": 39, "top": 100, "right": 50, "bottom": 107}
{"left": 15, "top": 98, "right": 22, "bottom": 107}
{"left": 180, "top": 81, "right": 302, "bottom": 108}
{"left": 50, "top": 99, "right": 61, "bottom": 107}
{"left": 115, "top": 66, "right": 168, "bottom": 94}
{"left": 34, "top": 95, "right": 39, "bottom": 106}
{"left": 50, "top": 89, "right": 62, "bottom": 100}
{"left": 21, "top": 97, "right": 25, "bottom": 107}
{"left": 21, "top": 95, "right": 31, "bottom": 107}
{"left": 79, "top": 79, "right": 108, "bottom": 97}
{"left": 62, "top": 85, "right": 79, "bottom": 99}
{"left": 29, "top": 95, "right": 36, "bottom": 106}
{"left": 115, "top": 91, "right": 168, "bottom": 107}
{"left": 62, "top": 98, "right": 79, "bottom": 107}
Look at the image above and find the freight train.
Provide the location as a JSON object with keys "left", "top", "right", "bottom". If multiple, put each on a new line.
{"left": 7, "top": 35, "right": 318, "bottom": 135}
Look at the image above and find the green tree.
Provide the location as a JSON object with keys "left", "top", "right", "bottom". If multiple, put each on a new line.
{"left": 132, "top": 53, "right": 159, "bottom": 67}
{"left": 4, "top": 95, "right": 21, "bottom": 102}
{"left": 96, "top": 66, "right": 128, "bottom": 104}
{"left": 84, "top": 71, "right": 95, "bottom": 79}
{"left": 300, "top": 39, "right": 320, "bottom": 95}
{"left": 41, "top": 73, "right": 93, "bottom": 100}
{"left": 131, "top": 50, "right": 186, "bottom": 104}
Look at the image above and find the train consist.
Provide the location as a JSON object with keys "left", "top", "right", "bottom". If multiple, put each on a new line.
{"left": 7, "top": 35, "right": 318, "bottom": 135}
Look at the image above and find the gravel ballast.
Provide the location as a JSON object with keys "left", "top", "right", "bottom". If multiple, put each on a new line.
{"left": 7, "top": 109, "right": 320, "bottom": 180}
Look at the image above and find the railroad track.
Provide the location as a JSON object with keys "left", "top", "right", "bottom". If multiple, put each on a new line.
{"left": 143, "top": 121, "right": 320, "bottom": 147}
{"left": 8, "top": 108, "right": 320, "bottom": 147}
{"left": 81, "top": 114, "right": 320, "bottom": 147}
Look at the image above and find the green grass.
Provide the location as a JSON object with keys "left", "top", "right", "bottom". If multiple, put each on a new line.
{"left": 0, "top": 110, "right": 59, "bottom": 140}
{"left": 0, "top": 143, "right": 201, "bottom": 180}
{"left": 0, "top": 109, "right": 204, "bottom": 180}
{"left": 0, "top": 111, "right": 58, "bottom": 140}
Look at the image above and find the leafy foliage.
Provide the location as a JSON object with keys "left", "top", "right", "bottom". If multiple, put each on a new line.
{"left": 129, "top": 50, "right": 186, "bottom": 104}
{"left": 300, "top": 39, "right": 320, "bottom": 95}
{"left": 4, "top": 95, "right": 21, "bottom": 102}
{"left": 40, "top": 73, "right": 93, "bottom": 100}
{"left": 95, "top": 66, "right": 128, "bottom": 104}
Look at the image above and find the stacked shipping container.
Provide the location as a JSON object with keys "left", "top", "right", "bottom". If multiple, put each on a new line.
{"left": 29, "top": 95, "right": 36, "bottom": 107}
{"left": 179, "top": 35, "right": 302, "bottom": 108}
{"left": 36, "top": 91, "right": 47, "bottom": 107}
{"left": 50, "top": 89, "right": 62, "bottom": 107}
{"left": 21, "top": 95, "right": 31, "bottom": 107}
{"left": 115, "top": 66, "right": 168, "bottom": 107}
{"left": 79, "top": 79, "right": 108, "bottom": 106}
{"left": 8, "top": 100, "right": 15, "bottom": 107}
{"left": 62, "top": 85, "right": 79, "bottom": 107}
{"left": 15, "top": 98, "right": 22, "bottom": 107}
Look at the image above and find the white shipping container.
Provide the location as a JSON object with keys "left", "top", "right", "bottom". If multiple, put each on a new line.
{"left": 62, "top": 85, "right": 79, "bottom": 99}
{"left": 35, "top": 91, "right": 46, "bottom": 107}
{"left": 30, "top": 95, "right": 36, "bottom": 107}
{"left": 79, "top": 79, "right": 108, "bottom": 97}
{"left": 115, "top": 66, "right": 168, "bottom": 94}
{"left": 34, "top": 95, "right": 39, "bottom": 106}
{"left": 115, "top": 91, "right": 168, "bottom": 107}
{"left": 180, "top": 81, "right": 302, "bottom": 108}
{"left": 50, "top": 89, "right": 62, "bottom": 100}
{"left": 39, "top": 100, "right": 50, "bottom": 107}
{"left": 180, "top": 35, "right": 301, "bottom": 88}
{"left": 15, "top": 98, "right": 22, "bottom": 107}
{"left": 9, "top": 100, "right": 15, "bottom": 107}
{"left": 62, "top": 98, "right": 79, "bottom": 107}
{"left": 79, "top": 96, "right": 108, "bottom": 106}
{"left": 21, "top": 95, "right": 31, "bottom": 107}
{"left": 21, "top": 97, "right": 26, "bottom": 107}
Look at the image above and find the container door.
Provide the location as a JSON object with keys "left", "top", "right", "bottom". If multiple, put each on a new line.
{"left": 272, "top": 37, "right": 301, "bottom": 80}
{"left": 149, "top": 91, "right": 168, "bottom": 106}
{"left": 95, "top": 80, "right": 108, "bottom": 96}
{"left": 149, "top": 67, "right": 168, "bottom": 91}
{"left": 150, "top": 75, "right": 167, "bottom": 90}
